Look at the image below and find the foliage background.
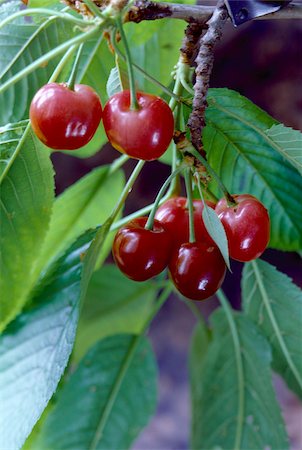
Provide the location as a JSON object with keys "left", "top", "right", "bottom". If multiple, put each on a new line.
{"left": 45, "top": 15, "right": 302, "bottom": 450}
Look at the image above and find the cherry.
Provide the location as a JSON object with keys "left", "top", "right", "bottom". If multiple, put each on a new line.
{"left": 155, "top": 196, "right": 216, "bottom": 248}
{"left": 102, "top": 90, "right": 174, "bottom": 161}
{"left": 112, "top": 217, "right": 172, "bottom": 281}
{"left": 169, "top": 242, "right": 226, "bottom": 301}
{"left": 215, "top": 194, "right": 270, "bottom": 262}
{"left": 29, "top": 83, "right": 102, "bottom": 150}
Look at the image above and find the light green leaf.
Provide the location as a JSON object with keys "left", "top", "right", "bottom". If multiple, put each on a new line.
{"left": 190, "top": 306, "right": 289, "bottom": 449}
{"left": 266, "top": 123, "right": 302, "bottom": 175}
{"left": 0, "top": 229, "right": 94, "bottom": 450}
{"left": 202, "top": 204, "right": 230, "bottom": 270}
{"left": 126, "top": 19, "right": 185, "bottom": 95}
{"left": 36, "top": 166, "right": 124, "bottom": 272}
{"left": 106, "top": 66, "right": 128, "bottom": 98}
{"left": 205, "top": 88, "right": 302, "bottom": 251}
{"left": 242, "top": 259, "right": 302, "bottom": 398}
{"left": 0, "top": 125, "right": 54, "bottom": 331}
{"left": 74, "top": 264, "right": 157, "bottom": 361}
{"left": 33, "top": 334, "right": 157, "bottom": 450}
{"left": 28, "top": 0, "right": 58, "bottom": 7}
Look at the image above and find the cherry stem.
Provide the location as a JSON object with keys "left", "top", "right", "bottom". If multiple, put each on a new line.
{"left": 168, "top": 67, "right": 186, "bottom": 195}
{"left": 110, "top": 159, "right": 145, "bottom": 221}
{"left": 0, "top": 8, "right": 90, "bottom": 30}
{"left": 49, "top": 45, "right": 77, "bottom": 83}
{"left": 115, "top": 18, "right": 139, "bottom": 110}
{"left": 110, "top": 30, "right": 192, "bottom": 108}
{"left": 67, "top": 43, "right": 84, "bottom": 90}
{"left": 182, "top": 298, "right": 205, "bottom": 323}
{"left": 108, "top": 154, "right": 129, "bottom": 174}
{"left": 184, "top": 168, "right": 196, "bottom": 243}
{"left": 82, "top": 0, "right": 107, "bottom": 19}
{"left": 188, "top": 147, "right": 236, "bottom": 206}
{"left": 195, "top": 171, "right": 218, "bottom": 205}
{"left": 145, "top": 166, "right": 185, "bottom": 231}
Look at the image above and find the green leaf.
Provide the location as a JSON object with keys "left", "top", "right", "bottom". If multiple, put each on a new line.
{"left": 0, "top": 125, "right": 54, "bottom": 331}
{"left": 202, "top": 203, "right": 230, "bottom": 270}
{"left": 190, "top": 306, "right": 289, "bottom": 450}
{"left": 0, "top": 229, "right": 93, "bottom": 450}
{"left": 266, "top": 124, "right": 302, "bottom": 175}
{"left": 33, "top": 334, "right": 157, "bottom": 450}
{"left": 205, "top": 88, "right": 302, "bottom": 251}
{"left": 36, "top": 166, "right": 124, "bottom": 272}
{"left": 74, "top": 264, "right": 157, "bottom": 361}
{"left": 242, "top": 259, "right": 302, "bottom": 399}
{"left": 0, "top": 2, "right": 75, "bottom": 124}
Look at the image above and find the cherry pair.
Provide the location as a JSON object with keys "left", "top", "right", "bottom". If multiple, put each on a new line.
{"left": 113, "top": 197, "right": 226, "bottom": 301}
{"left": 30, "top": 83, "right": 173, "bottom": 160}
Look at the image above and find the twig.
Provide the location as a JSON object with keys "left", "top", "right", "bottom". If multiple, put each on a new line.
{"left": 127, "top": 1, "right": 214, "bottom": 23}
{"left": 187, "top": 0, "right": 228, "bottom": 157}
{"left": 179, "top": 21, "right": 205, "bottom": 66}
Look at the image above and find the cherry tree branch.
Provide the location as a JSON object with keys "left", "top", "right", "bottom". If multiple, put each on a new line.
{"left": 187, "top": 0, "right": 228, "bottom": 157}
{"left": 127, "top": 1, "right": 302, "bottom": 23}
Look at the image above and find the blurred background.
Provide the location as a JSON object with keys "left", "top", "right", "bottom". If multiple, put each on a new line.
{"left": 52, "top": 7, "right": 302, "bottom": 450}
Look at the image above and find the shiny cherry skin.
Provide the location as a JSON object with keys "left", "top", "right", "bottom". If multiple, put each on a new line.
{"left": 169, "top": 242, "right": 226, "bottom": 301}
{"left": 29, "top": 83, "right": 102, "bottom": 150}
{"left": 155, "top": 196, "right": 216, "bottom": 248}
{"left": 112, "top": 217, "right": 172, "bottom": 282}
{"left": 215, "top": 194, "right": 270, "bottom": 262}
{"left": 102, "top": 90, "right": 174, "bottom": 161}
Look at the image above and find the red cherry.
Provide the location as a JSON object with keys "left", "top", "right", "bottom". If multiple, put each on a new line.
{"left": 29, "top": 83, "right": 103, "bottom": 150}
{"left": 102, "top": 90, "right": 174, "bottom": 161}
{"left": 112, "top": 217, "right": 172, "bottom": 281}
{"left": 169, "top": 242, "right": 226, "bottom": 301}
{"left": 155, "top": 196, "right": 216, "bottom": 248}
{"left": 215, "top": 194, "right": 270, "bottom": 262}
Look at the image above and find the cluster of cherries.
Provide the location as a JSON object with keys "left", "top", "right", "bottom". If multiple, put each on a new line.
{"left": 29, "top": 82, "right": 174, "bottom": 160}
{"left": 29, "top": 82, "right": 270, "bottom": 301}
{"left": 113, "top": 194, "right": 270, "bottom": 301}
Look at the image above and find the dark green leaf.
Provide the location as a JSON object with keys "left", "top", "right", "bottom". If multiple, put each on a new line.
{"left": 74, "top": 264, "right": 157, "bottom": 361}
{"left": 205, "top": 88, "right": 302, "bottom": 251}
{"left": 0, "top": 229, "right": 94, "bottom": 450}
{"left": 202, "top": 204, "right": 230, "bottom": 270}
{"left": 190, "top": 307, "right": 289, "bottom": 449}
{"left": 266, "top": 124, "right": 302, "bottom": 175}
{"left": 0, "top": 125, "right": 54, "bottom": 331}
{"left": 242, "top": 259, "right": 302, "bottom": 398}
{"left": 33, "top": 334, "right": 157, "bottom": 450}
{"left": 189, "top": 320, "right": 211, "bottom": 444}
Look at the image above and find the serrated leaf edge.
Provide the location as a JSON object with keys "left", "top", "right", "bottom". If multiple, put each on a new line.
{"left": 246, "top": 260, "right": 302, "bottom": 392}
